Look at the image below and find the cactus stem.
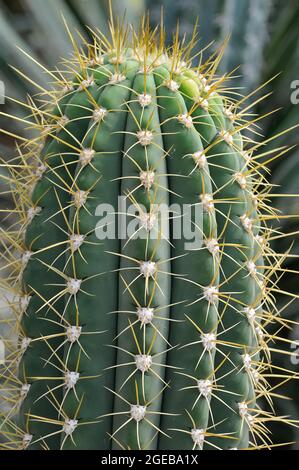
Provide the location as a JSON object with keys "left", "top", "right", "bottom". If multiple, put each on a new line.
{"left": 0, "top": 11, "right": 297, "bottom": 451}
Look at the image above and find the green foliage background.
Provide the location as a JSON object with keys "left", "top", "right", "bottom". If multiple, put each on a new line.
{"left": 0, "top": 0, "right": 298, "bottom": 448}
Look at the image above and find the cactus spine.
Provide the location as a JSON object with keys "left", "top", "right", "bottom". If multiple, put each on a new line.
{"left": 0, "top": 16, "right": 296, "bottom": 450}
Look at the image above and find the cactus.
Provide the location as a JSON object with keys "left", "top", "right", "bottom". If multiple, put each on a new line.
{"left": 0, "top": 15, "right": 297, "bottom": 451}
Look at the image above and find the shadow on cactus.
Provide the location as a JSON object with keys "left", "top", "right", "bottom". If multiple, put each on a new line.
{"left": 0, "top": 12, "right": 298, "bottom": 450}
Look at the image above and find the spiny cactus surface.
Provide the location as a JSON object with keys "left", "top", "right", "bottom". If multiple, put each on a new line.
{"left": 0, "top": 17, "right": 297, "bottom": 450}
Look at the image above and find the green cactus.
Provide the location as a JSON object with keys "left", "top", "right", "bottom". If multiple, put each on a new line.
{"left": 0, "top": 15, "right": 297, "bottom": 451}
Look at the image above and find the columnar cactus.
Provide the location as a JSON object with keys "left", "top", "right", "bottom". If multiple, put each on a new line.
{"left": 0, "top": 17, "right": 296, "bottom": 450}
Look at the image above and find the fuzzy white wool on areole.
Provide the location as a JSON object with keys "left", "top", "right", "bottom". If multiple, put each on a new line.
{"left": 139, "top": 212, "right": 156, "bottom": 231}
{"left": 130, "top": 405, "right": 146, "bottom": 422}
{"left": 191, "top": 428, "right": 205, "bottom": 448}
{"left": 70, "top": 234, "right": 85, "bottom": 252}
{"left": 139, "top": 170, "right": 155, "bottom": 189}
{"left": 79, "top": 75, "right": 94, "bottom": 90}
{"left": 192, "top": 150, "right": 207, "bottom": 168}
{"left": 178, "top": 113, "right": 193, "bottom": 128}
{"left": 137, "top": 307, "right": 154, "bottom": 325}
{"left": 93, "top": 107, "right": 107, "bottom": 122}
{"left": 140, "top": 261, "right": 157, "bottom": 278}
{"left": 21, "top": 251, "right": 32, "bottom": 268}
{"left": 66, "top": 278, "right": 82, "bottom": 295}
{"left": 243, "top": 354, "right": 252, "bottom": 370}
{"left": 35, "top": 163, "right": 47, "bottom": 179}
{"left": 20, "top": 294, "right": 31, "bottom": 313}
{"left": 235, "top": 172, "right": 247, "bottom": 189}
{"left": 79, "top": 148, "right": 95, "bottom": 167}
{"left": 64, "top": 371, "right": 80, "bottom": 389}
{"left": 197, "top": 379, "right": 212, "bottom": 398}
{"left": 219, "top": 129, "right": 234, "bottom": 146}
{"left": 138, "top": 93, "right": 152, "bottom": 107}
{"left": 135, "top": 354, "right": 152, "bottom": 372}
{"left": 137, "top": 130, "right": 153, "bottom": 146}
{"left": 224, "top": 107, "right": 234, "bottom": 120}
{"left": 165, "top": 79, "right": 179, "bottom": 92}
{"left": 21, "top": 337, "right": 31, "bottom": 351}
{"left": 204, "top": 238, "right": 219, "bottom": 256}
{"left": 109, "top": 73, "right": 126, "bottom": 84}
{"left": 203, "top": 285, "right": 218, "bottom": 304}
{"left": 255, "top": 326, "right": 264, "bottom": 343}
{"left": 20, "top": 383, "right": 31, "bottom": 400}
{"left": 199, "top": 98, "right": 209, "bottom": 111}
{"left": 22, "top": 434, "right": 33, "bottom": 449}
{"left": 63, "top": 418, "right": 78, "bottom": 436}
{"left": 244, "top": 306, "right": 256, "bottom": 323}
{"left": 66, "top": 326, "right": 82, "bottom": 343}
{"left": 73, "top": 190, "right": 88, "bottom": 208}
{"left": 240, "top": 214, "right": 253, "bottom": 232}
{"left": 247, "top": 260, "right": 257, "bottom": 277}
{"left": 27, "top": 206, "right": 41, "bottom": 224}
{"left": 56, "top": 114, "right": 69, "bottom": 133}
{"left": 200, "top": 194, "right": 214, "bottom": 213}
{"left": 201, "top": 333, "right": 216, "bottom": 351}
{"left": 238, "top": 401, "right": 248, "bottom": 418}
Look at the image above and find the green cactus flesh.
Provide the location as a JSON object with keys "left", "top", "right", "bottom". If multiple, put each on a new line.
{"left": 0, "top": 21, "right": 294, "bottom": 450}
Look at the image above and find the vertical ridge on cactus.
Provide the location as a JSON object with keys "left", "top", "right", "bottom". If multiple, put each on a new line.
{"left": 0, "top": 13, "right": 298, "bottom": 450}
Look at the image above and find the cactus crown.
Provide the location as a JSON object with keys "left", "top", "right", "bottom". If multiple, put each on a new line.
{"left": 0, "top": 13, "right": 297, "bottom": 451}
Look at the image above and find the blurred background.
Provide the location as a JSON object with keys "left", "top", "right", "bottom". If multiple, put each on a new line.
{"left": 0, "top": 0, "right": 298, "bottom": 448}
